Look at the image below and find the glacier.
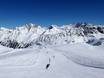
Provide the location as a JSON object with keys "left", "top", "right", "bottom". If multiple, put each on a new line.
{"left": 0, "top": 23, "right": 104, "bottom": 78}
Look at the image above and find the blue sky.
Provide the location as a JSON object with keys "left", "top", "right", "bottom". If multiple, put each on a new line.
{"left": 0, "top": 0, "right": 104, "bottom": 28}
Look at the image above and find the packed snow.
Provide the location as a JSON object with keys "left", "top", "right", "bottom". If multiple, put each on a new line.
{"left": 0, "top": 23, "right": 104, "bottom": 78}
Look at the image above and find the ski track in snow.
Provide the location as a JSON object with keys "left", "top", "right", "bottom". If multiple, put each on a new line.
{"left": 0, "top": 44, "right": 104, "bottom": 78}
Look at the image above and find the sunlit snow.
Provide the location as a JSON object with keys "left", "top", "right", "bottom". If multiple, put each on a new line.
{"left": 0, "top": 23, "right": 104, "bottom": 78}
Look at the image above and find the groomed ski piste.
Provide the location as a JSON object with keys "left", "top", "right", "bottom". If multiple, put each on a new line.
{"left": 0, "top": 23, "right": 104, "bottom": 78}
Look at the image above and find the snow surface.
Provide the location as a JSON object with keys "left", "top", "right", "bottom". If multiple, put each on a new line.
{"left": 0, "top": 23, "right": 104, "bottom": 78}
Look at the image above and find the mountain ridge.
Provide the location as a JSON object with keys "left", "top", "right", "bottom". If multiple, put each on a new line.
{"left": 0, "top": 23, "right": 104, "bottom": 48}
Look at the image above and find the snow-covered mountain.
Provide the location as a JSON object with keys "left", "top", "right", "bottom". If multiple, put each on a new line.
{"left": 1, "top": 23, "right": 104, "bottom": 78}
{"left": 0, "top": 23, "right": 104, "bottom": 48}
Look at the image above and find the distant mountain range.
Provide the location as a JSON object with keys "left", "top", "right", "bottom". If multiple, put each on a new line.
{"left": 0, "top": 23, "right": 104, "bottom": 49}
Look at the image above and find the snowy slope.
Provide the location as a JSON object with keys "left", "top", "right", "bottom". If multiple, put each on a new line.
{"left": 0, "top": 23, "right": 104, "bottom": 78}
{"left": 0, "top": 43, "right": 104, "bottom": 78}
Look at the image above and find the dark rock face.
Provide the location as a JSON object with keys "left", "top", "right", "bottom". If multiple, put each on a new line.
{"left": 97, "top": 27, "right": 104, "bottom": 34}
{"left": 75, "top": 22, "right": 104, "bottom": 35}
{"left": 0, "top": 40, "right": 32, "bottom": 49}
{"left": 0, "top": 40, "right": 19, "bottom": 49}
{"left": 48, "top": 26, "right": 53, "bottom": 30}
{"left": 75, "top": 22, "right": 87, "bottom": 28}
{"left": 86, "top": 38, "right": 103, "bottom": 46}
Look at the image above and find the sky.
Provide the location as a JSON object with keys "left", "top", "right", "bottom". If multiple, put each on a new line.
{"left": 0, "top": 0, "right": 104, "bottom": 28}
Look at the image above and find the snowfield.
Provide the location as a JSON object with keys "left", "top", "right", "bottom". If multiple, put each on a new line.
{"left": 0, "top": 23, "right": 104, "bottom": 78}
{"left": 1, "top": 44, "right": 104, "bottom": 78}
